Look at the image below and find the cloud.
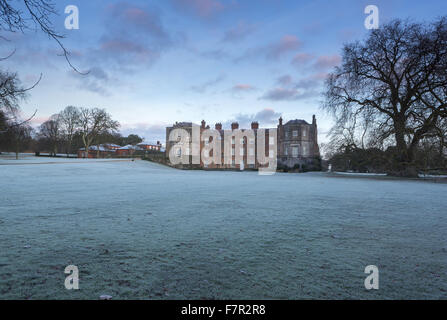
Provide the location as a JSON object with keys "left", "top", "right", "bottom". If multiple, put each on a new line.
{"left": 170, "top": 0, "right": 224, "bottom": 18}
{"left": 260, "top": 88, "right": 309, "bottom": 101}
{"left": 92, "top": 2, "right": 173, "bottom": 70}
{"left": 190, "top": 74, "right": 225, "bottom": 93}
{"left": 276, "top": 75, "right": 293, "bottom": 86}
{"left": 120, "top": 122, "right": 168, "bottom": 144}
{"left": 65, "top": 2, "right": 180, "bottom": 96}
{"left": 222, "top": 21, "right": 255, "bottom": 42}
{"left": 235, "top": 35, "right": 301, "bottom": 62}
{"left": 224, "top": 108, "right": 282, "bottom": 128}
{"left": 28, "top": 116, "right": 50, "bottom": 127}
{"left": 266, "top": 35, "right": 301, "bottom": 60}
{"left": 313, "top": 55, "right": 341, "bottom": 70}
{"left": 260, "top": 73, "right": 327, "bottom": 102}
{"left": 291, "top": 53, "right": 341, "bottom": 73}
{"left": 291, "top": 53, "right": 314, "bottom": 66}
{"left": 231, "top": 84, "right": 255, "bottom": 92}
{"left": 69, "top": 66, "right": 112, "bottom": 96}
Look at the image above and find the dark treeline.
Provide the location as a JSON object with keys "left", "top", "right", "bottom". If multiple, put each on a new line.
{"left": 0, "top": 106, "right": 144, "bottom": 158}
{"left": 327, "top": 143, "right": 447, "bottom": 175}
{"left": 323, "top": 17, "right": 447, "bottom": 177}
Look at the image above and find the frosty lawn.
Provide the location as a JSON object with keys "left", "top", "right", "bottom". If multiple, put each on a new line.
{"left": 0, "top": 157, "right": 446, "bottom": 299}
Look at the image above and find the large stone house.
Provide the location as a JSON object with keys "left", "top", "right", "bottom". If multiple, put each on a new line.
{"left": 165, "top": 116, "right": 320, "bottom": 171}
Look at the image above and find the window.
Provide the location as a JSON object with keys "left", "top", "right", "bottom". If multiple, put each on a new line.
{"left": 292, "top": 146, "right": 299, "bottom": 157}
{"left": 240, "top": 148, "right": 244, "bottom": 156}
{"left": 269, "top": 137, "right": 275, "bottom": 145}
{"left": 231, "top": 137, "right": 235, "bottom": 144}
{"left": 285, "top": 148, "right": 288, "bottom": 156}
{"left": 303, "top": 129, "right": 307, "bottom": 137}
{"left": 269, "top": 150, "right": 274, "bottom": 158}
{"left": 285, "top": 132, "right": 288, "bottom": 138}
{"left": 249, "top": 138, "right": 255, "bottom": 145}
{"left": 231, "top": 148, "right": 235, "bottom": 156}
{"left": 302, "top": 146, "right": 307, "bottom": 155}
{"left": 240, "top": 138, "right": 244, "bottom": 144}
{"left": 176, "top": 148, "right": 182, "bottom": 157}
{"left": 293, "top": 130, "right": 298, "bottom": 137}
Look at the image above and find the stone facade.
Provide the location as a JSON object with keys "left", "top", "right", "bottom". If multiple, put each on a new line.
{"left": 166, "top": 115, "right": 320, "bottom": 171}
{"left": 277, "top": 115, "right": 320, "bottom": 170}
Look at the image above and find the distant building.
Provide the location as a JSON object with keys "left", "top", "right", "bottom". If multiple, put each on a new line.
{"left": 77, "top": 142, "right": 158, "bottom": 158}
{"left": 115, "top": 145, "right": 144, "bottom": 157}
{"left": 77, "top": 145, "right": 115, "bottom": 158}
{"left": 137, "top": 141, "right": 162, "bottom": 151}
{"left": 103, "top": 143, "right": 121, "bottom": 151}
{"left": 165, "top": 116, "right": 320, "bottom": 171}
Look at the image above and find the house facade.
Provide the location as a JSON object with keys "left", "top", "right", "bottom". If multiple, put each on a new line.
{"left": 277, "top": 115, "right": 320, "bottom": 170}
{"left": 165, "top": 116, "right": 320, "bottom": 171}
{"left": 137, "top": 141, "right": 162, "bottom": 151}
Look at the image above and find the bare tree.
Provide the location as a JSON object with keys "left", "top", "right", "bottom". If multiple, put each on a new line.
{"left": 1, "top": 121, "right": 33, "bottom": 159}
{"left": 38, "top": 114, "right": 61, "bottom": 156}
{"left": 0, "top": 0, "right": 84, "bottom": 73}
{"left": 323, "top": 17, "right": 447, "bottom": 177}
{"left": 59, "top": 106, "right": 80, "bottom": 157}
{"left": 77, "top": 108, "right": 119, "bottom": 158}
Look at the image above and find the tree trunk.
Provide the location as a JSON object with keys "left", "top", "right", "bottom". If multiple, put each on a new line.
{"left": 389, "top": 119, "right": 418, "bottom": 177}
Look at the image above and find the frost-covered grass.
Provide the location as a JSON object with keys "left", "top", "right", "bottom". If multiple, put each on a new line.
{"left": 0, "top": 156, "right": 446, "bottom": 299}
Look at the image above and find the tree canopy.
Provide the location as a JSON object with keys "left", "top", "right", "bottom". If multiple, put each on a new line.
{"left": 324, "top": 17, "right": 447, "bottom": 177}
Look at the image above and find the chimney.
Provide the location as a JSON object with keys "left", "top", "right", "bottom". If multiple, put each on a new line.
{"left": 231, "top": 122, "right": 239, "bottom": 130}
{"left": 312, "top": 115, "right": 316, "bottom": 125}
{"left": 279, "top": 117, "right": 283, "bottom": 126}
{"left": 157, "top": 141, "right": 160, "bottom": 145}
{"left": 215, "top": 123, "right": 222, "bottom": 130}
{"left": 201, "top": 120, "right": 206, "bottom": 129}
{"left": 251, "top": 121, "right": 259, "bottom": 129}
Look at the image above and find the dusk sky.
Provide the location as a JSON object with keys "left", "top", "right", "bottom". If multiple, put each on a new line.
{"left": 2, "top": 0, "right": 446, "bottom": 144}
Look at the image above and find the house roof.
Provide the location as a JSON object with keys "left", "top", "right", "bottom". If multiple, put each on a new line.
{"left": 118, "top": 144, "right": 143, "bottom": 151}
{"left": 79, "top": 145, "right": 111, "bottom": 152}
{"left": 284, "top": 119, "right": 309, "bottom": 125}
{"left": 103, "top": 143, "right": 121, "bottom": 148}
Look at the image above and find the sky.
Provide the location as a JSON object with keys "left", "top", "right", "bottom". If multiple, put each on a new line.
{"left": 1, "top": 0, "right": 447, "bottom": 144}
